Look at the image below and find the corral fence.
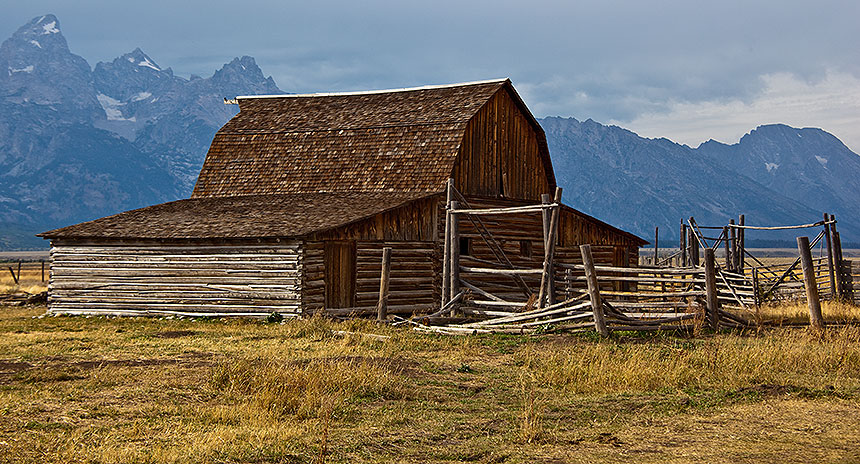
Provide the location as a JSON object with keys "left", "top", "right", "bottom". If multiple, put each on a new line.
{"left": 398, "top": 197, "right": 855, "bottom": 335}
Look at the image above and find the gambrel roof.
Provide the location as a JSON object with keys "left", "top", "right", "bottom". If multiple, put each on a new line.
{"left": 191, "top": 78, "right": 554, "bottom": 198}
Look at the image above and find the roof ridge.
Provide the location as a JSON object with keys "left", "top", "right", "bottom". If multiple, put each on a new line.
{"left": 234, "top": 78, "right": 509, "bottom": 100}
{"left": 219, "top": 120, "right": 467, "bottom": 135}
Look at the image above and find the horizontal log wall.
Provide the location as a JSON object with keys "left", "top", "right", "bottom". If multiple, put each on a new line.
{"left": 302, "top": 240, "right": 439, "bottom": 314}
{"left": 48, "top": 240, "right": 303, "bottom": 316}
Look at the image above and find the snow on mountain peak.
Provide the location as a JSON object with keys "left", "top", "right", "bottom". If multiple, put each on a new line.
{"left": 41, "top": 21, "right": 59, "bottom": 34}
{"left": 137, "top": 57, "right": 160, "bottom": 71}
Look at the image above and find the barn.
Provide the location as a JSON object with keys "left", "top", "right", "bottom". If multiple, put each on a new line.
{"left": 39, "top": 79, "right": 646, "bottom": 317}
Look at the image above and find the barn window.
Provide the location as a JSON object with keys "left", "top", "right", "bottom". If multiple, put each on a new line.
{"left": 459, "top": 237, "right": 471, "bottom": 256}
{"left": 520, "top": 240, "right": 532, "bottom": 258}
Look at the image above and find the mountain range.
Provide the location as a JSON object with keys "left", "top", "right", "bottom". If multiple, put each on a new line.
{"left": 0, "top": 15, "right": 279, "bottom": 249}
{"left": 1, "top": 14, "right": 858, "bottom": 249}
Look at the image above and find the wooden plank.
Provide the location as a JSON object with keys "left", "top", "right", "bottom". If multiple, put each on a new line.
{"left": 704, "top": 248, "right": 719, "bottom": 329}
{"left": 377, "top": 247, "right": 391, "bottom": 322}
{"left": 581, "top": 244, "right": 608, "bottom": 336}
{"left": 450, "top": 200, "right": 461, "bottom": 316}
{"left": 798, "top": 236, "right": 825, "bottom": 329}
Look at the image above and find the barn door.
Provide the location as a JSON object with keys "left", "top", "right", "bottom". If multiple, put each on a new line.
{"left": 324, "top": 241, "right": 356, "bottom": 309}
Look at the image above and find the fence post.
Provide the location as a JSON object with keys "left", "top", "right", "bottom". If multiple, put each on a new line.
{"left": 538, "top": 188, "right": 562, "bottom": 308}
{"left": 580, "top": 244, "right": 609, "bottom": 337}
{"left": 449, "top": 201, "right": 461, "bottom": 316}
{"left": 738, "top": 214, "right": 745, "bottom": 273}
{"left": 823, "top": 212, "right": 837, "bottom": 300}
{"left": 441, "top": 178, "right": 453, "bottom": 306}
{"left": 680, "top": 222, "right": 687, "bottom": 267}
{"left": 688, "top": 224, "right": 700, "bottom": 267}
{"left": 723, "top": 226, "right": 731, "bottom": 270}
{"left": 704, "top": 249, "right": 720, "bottom": 329}
{"left": 7, "top": 266, "right": 18, "bottom": 285}
{"left": 830, "top": 215, "right": 845, "bottom": 300}
{"left": 752, "top": 267, "right": 760, "bottom": 308}
{"left": 797, "top": 236, "right": 825, "bottom": 329}
{"left": 41, "top": 260, "right": 45, "bottom": 283}
{"left": 833, "top": 231, "right": 846, "bottom": 302}
{"left": 377, "top": 247, "right": 392, "bottom": 323}
{"left": 728, "top": 219, "right": 736, "bottom": 272}
{"left": 653, "top": 227, "right": 659, "bottom": 267}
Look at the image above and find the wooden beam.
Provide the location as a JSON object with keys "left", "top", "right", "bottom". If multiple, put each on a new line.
{"left": 449, "top": 200, "right": 461, "bottom": 316}
{"left": 680, "top": 222, "right": 687, "bottom": 267}
{"left": 738, "top": 214, "right": 745, "bottom": 272}
{"left": 653, "top": 227, "right": 659, "bottom": 267}
{"left": 538, "top": 188, "right": 562, "bottom": 308}
{"left": 441, "top": 178, "right": 453, "bottom": 305}
{"left": 580, "top": 244, "right": 609, "bottom": 336}
{"left": 797, "top": 236, "right": 825, "bottom": 329}
{"left": 823, "top": 212, "right": 837, "bottom": 300}
{"left": 376, "top": 247, "right": 391, "bottom": 323}
{"left": 704, "top": 248, "right": 720, "bottom": 329}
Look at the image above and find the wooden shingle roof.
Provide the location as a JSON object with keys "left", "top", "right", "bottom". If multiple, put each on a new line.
{"left": 191, "top": 79, "right": 511, "bottom": 198}
{"left": 38, "top": 192, "right": 433, "bottom": 240}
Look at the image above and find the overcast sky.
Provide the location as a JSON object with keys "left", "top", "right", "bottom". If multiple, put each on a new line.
{"left": 4, "top": 0, "right": 860, "bottom": 150}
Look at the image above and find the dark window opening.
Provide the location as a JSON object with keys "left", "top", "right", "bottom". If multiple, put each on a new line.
{"left": 459, "top": 237, "right": 471, "bottom": 256}
{"left": 520, "top": 240, "right": 533, "bottom": 258}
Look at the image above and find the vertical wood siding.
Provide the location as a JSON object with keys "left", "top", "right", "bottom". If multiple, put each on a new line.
{"left": 452, "top": 89, "right": 553, "bottom": 201}
{"left": 48, "top": 241, "right": 303, "bottom": 316}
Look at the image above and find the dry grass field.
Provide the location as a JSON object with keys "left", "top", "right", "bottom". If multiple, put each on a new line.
{"left": 2, "top": 304, "right": 860, "bottom": 463}
{"left": 0, "top": 262, "right": 47, "bottom": 294}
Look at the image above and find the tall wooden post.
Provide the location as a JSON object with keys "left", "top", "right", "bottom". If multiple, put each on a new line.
{"left": 752, "top": 267, "right": 760, "bottom": 308}
{"left": 41, "top": 260, "right": 45, "bottom": 283}
{"left": 688, "top": 225, "right": 699, "bottom": 267}
{"left": 797, "top": 236, "right": 825, "bottom": 329}
{"left": 540, "top": 194, "right": 551, "bottom": 248}
{"left": 449, "top": 200, "right": 461, "bottom": 316}
{"left": 680, "top": 222, "right": 688, "bottom": 267}
{"left": 377, "top": 247, "right": 392, "bottom": 322}
{"left": 823, "top": 212, "right": 837, "bottom": 300}
{"left": 539, "top": 188, "right": 562, "bottom": 308}
{"left": 441, "top": 178, "right": 453, "bottom": 305}
{"left": 723, "top": 226, "right": 731, "bottom": 270}
{"left": 738, "top": 214, "right": 745, "bottom": 272}
{"left": 653, "top": 227, "right": 659, "bottom": 266}
{"left": 704, "top": 248, "right": 720, "bottom": 329}
{"left": 540, "top": 193, "right": 557, "bottom": 306}
{"left": 831, "top": 215, "right": 845, "bottom": 300}
{"left": 580, "top": 244, "right": 609, "bottom": 337}
{"left": 834, "top": 231, "right": 846, "bottom": 301}
{"left": 728, "top": 219, "right": 736, "bottom": 272}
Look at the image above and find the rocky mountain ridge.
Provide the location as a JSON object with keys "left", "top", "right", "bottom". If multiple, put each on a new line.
{"left": 0, "top": 15, "right": 281, "bottom": 249}
{"left": 2, "top": 14, "right": 858, "bottom": 249}
{"left": 541, "top": 117, "right": 860, "bottom": 243}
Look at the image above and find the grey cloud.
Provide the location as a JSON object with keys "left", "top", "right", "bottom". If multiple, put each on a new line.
{"left": 2, "top": 0, "right": 859, "bottom": 127}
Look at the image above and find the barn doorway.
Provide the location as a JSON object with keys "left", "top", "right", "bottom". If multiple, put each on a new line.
{"left": 324, "top": 241, "right": 356, "bottom": 309}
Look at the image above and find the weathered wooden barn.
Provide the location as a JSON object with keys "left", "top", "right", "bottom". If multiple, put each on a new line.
{"left": 39, "top": 79, "right": 646, "bottom": 317}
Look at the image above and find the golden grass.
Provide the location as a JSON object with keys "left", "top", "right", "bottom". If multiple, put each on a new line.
{"left": 0, "top": 262, "right": 47, "bottom": 294}
{"left": 1, "top": 305, "right": 860, "bottom": 463}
